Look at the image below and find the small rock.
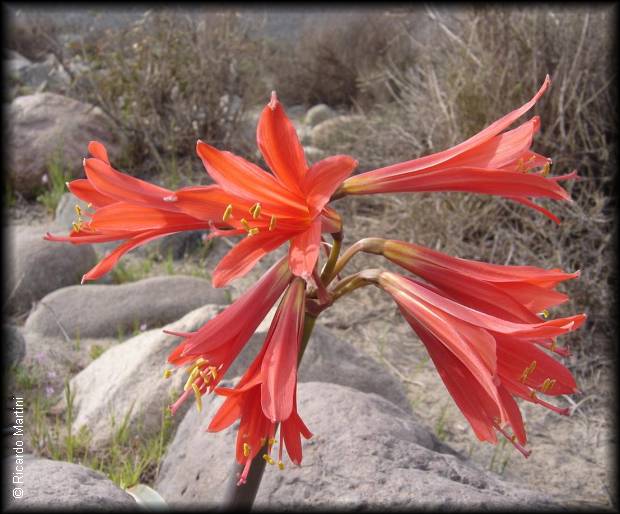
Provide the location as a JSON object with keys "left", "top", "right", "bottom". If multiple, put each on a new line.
{"left": 13, "top": 53, "right": 70, "bottom": 93}
{"left": 24, "top": 275, "right": 229, "bottom": 340}
{"left": 5, "top": 50, "right": 32, "bottom": 76}
{"left": 296, "top": 125, "right": 314, "bottom": 146}
{"left": 311, "top": 114, "right": 367, "bottom": 150}
{"left": 157, "top": 382, "right": 555, "bottom": 509}
{"left": 5, "top": 458, "right": 135, "bottom": 511}
{"left": 4, "top": 325, "right": 25, "bottom": 368}
{"left": 5, "top": 224, "right": 98, "bottom": 316}
{"left": 305, "top": 103, "right": 336, "bottom": 127}
{"left": 8, "top": 92, "right": 121, "bottom": 198}
{"left": 303, "top": 146, "right": 325, "bottom": 165}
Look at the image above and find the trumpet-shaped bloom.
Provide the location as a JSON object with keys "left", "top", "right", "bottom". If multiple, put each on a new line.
{"left": 207, "top": 278, "right": 311, "bottom": 484}
{"left": 373, "top": 239, "right": 580, "bottom": 345}
{"left": 44, "top": 141, "right": 212, "bottom": 283}
{"left": 171, "top": 92, "right": 357, "bottom": 286}
{"left": 378, "top": 271, "right": 585, "bottom": 453}
{"left": 46, "top": 93, "right": 357, "bottom": 287}
{"left": 338, "top": 76, "right": 576, "bottom": 223}
{"left": 166, "top": 256, "right": 293, "bottom": 415}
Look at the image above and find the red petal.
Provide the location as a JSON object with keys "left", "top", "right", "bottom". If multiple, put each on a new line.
{"left": 68, "top": 179, "right": 116, "bottom": 208}
{"left": 88, "top": 141, "right": 110, "bottom": 164}
{"left": 302, "top": 155, "right": 357, "bottom": 216}
{"left": 212, "top": 230, "right": 292, "bottom": 288}
{"left": 260, "top": 278, "right": 305, "bottom": 421}
{"left": 84, "top": 158, "right": 178, "bottom": 211}
{"left": 90, "top": 203, "right": 207, "bottom": 232}
{"left": 196, "top": 141, "right": 308, "bottom": 217}
{"left": 257, "top": 91, "right": 307, "bottom": 195}
{"left": 288, "top": 218, "right": 322, "bottom": 279}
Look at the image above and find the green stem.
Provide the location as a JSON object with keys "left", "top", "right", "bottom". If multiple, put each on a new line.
{"left": 220, "top": 310, "right": 318, "bottom": 510}
{"left": 320, "top": 232, "right": 342, "bottom": 286}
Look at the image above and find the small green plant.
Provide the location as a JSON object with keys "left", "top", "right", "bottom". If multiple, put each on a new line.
{"left": 89, "top": 344, "right": 105, "bottom": 360}
{"left": 434, "top": 403, "right": 450, "bottom": 442}
{"left": 36, "top": 147, "right": 70, "bottom": 214}
{"left": 164, "top": 248, "right": 174, "bottom": 275}
{"left": 11, "top": 363, "right": 40, "bottom": 390}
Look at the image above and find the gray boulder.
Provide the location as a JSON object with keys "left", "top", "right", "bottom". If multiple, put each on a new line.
{"left": 24, "top": 275, "right": 229, "bottom": 340}
{"left": 8, "top": 92, "right": 120, "bottom": 198}
{"left": 5, "top": 457, "right": 135, "bottom": 511}
{"left": 305, "top": 103, "right": 336, "bottom": 127}
{"left": 156, "top": 382, "right": 555, "bottom": 509}
{"left": 4, "top": 325, "right": 26, "bottom": 368}
{"left": 11, "top": 53, "right": 70, "bottom": 92}
{"left": 66, "top": 304, "right": 223, "bottom": 448}
{"left": 302, "top": 145, "right": 325, "bottom": 165}
{"left": 5, "top": 224, "right": 97, "bottom": 316}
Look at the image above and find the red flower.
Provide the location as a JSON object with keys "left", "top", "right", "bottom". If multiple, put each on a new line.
{"left": 338, "top": 76, "right": 576, "bottom": 223}
{"left": 378, "top": 271, "right": 585, "bottom": 454}
{"left": 44, "top": 141, "right": 212, "bottom": 283}
{"left": 166, "top": 256, "right": 293, "bottom": 415}
{"left": 170, "top": 92, "right": 357, "bottom": 286}
{"left": 373, "top": 239, "right": 580, "bottom": 344}
{"left": 46, "top": 93, "right": 357, "bottom": 287}
{"left": 206, "top": 278, "right": 312, "bottom": 485}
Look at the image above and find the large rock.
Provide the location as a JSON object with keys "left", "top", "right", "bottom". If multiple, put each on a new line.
{"left": 65, "top": 306, "right": 410, "bottom": 449}
{"left": 4, "top": 325, "right": 25, "bottom": 368}
{"left": 5, "top": 224, "right": 98, "bottom": 316}
{"left": 5, "top": 457, "right": 135, "bottom": 511}
{"left": 156, "top": 382, "right": 555, "bottom": 509}
{"left": 305, "top": 103, "right": 336, "bottom": 127}
{"left": 8, "top": 92, "right": 120, "bottom": 198}
{"left": 21, "top": 332, "right": 119, "bottom": 398}
{"left": 24, "top": 275, "right": 229, "bottom": 340}
{"left": 66, "top": 304, "right": 223, "bottom": 448}
{"left": 10, "top": 53, "right": 70, "bottom": 92}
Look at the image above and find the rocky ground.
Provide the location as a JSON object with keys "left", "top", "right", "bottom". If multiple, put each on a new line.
{"left": 4, "top": 50, "right": 615, "bottom": 510}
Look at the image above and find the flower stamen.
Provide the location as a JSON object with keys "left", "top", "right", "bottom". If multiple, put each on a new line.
{"left": 269, "top": 215, "right": 277, "bottom": 231}
{"left": 519, "top": 360, "right": 537, "bottom": 383}
{"left": 222, "top": 204, "right": 233, "bottom": 222}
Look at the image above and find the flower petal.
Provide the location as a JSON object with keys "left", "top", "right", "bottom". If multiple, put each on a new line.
{"left": 88, "top": 140, "right": 110, "bottom": 164}
{"left": 68, "top": 179, "right": 116, "bottom": 208}
{"left": 302, "top": 155, "right": 358, "bottom": 215}
{"left": 260, "top": 278, "right": 305, "bottom": 421}
{"left": 212, "top": 230, "right": 293, "bottom": 288}
{"left": 257, "top": 91, "right": 307, "bottom": 195}
{"left": 196, "top": 141, "right": 308, "bottom": 217}
{"left": 90, "top": 203, "right": 207, "bottom": 232}
{"left": 84, "top": 158, "right": 178, "bottom": 211}
{"left": 288, "top": 218, "right": 322, "bottom": 279}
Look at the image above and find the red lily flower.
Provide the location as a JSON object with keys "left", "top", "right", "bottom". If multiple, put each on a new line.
{"left": 372, "top": 239, "right": 579, "bottom": 337}
{"left": 166, "top": 256, "right": 293, "bottom": 415}
{"left": 338, "top": 76, "right": 577, "bottom": 223}
{"left": 44, "top": 141, "right": 212, "bottom": 283}
{"left": 206, "top": 278, "right": 312, "bottom": 484}
{"left": 170, "top": 92, "right": 357, "bottom": 286}
{"left": 378, "top": 271, "right": 585, "bottom": 454}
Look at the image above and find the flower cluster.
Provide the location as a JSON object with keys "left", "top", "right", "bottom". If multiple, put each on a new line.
{"left": 47, "top": 75, "right": 585, "bottom": 484}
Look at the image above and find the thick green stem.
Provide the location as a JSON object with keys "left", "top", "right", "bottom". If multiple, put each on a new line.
{"left": 220, "top": 311, "right": 318, "bottom": 511}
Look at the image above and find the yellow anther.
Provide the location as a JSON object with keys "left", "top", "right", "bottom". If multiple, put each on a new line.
{"left": 530, "top": 390, "right": 538, "bottom": 400}
{"left": 268, "top": 438, "right": 277, "bottom": 446}
{"left": 542, "top": 162, "right": 551, "bottom": 176}
{"left": 209, "top": 366, "right": 218, "bottom": 379}
{"left": 199, "top": 370, "right": 211, "bottom": 383}
{"left": 240, "top": 218, "right": 251, "bottom": 231}
{"left": 541, "top": 378, "right": 556, "bottom": 393}
{"left": 269, "top": 215, "right": 277, "bottom": 231}
{"left": 515, "top": 158, "right": 525, "bottom": 172}
{"left": 541, "top": 309, "right": 550, "bottom": 319}
{"left": 519, "top": 361, "right": 537, "bottom": 383}
{"left": 163, "top": 369, "right": 172, "bottom": 379}
{"left": 248, "top": 227, "right": 260, "bottom": 237}
{"left": 550, "top": 339, "right": 557, "bottom": 352}
{"left": 222, "top": 204, "right": 233, "bottom": 222}
{"left": 262, "top": 454, "right": 275, "bottom": 465}
{"left": 195, "top": 357, "right": 207, "bottom": 366}
{"left": 74, "top": 204, "right": 83, "bottom": 217}
{"left": 192, "top": 383, "right": 203, "bottom": 412}
{"left": 278, "top": 461, "right": 285, "bottom": 470}
{"left": 184, "top": 367, "right": 201, "bottom": 391}
{"left": 72, "top": 221, "right": 80, "bottom": 232}
{"left": 243, "top": 443, "right": 251, "bottom": 457}
{"left": 250, "top": 203, "right": 261, "bottom": 219}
